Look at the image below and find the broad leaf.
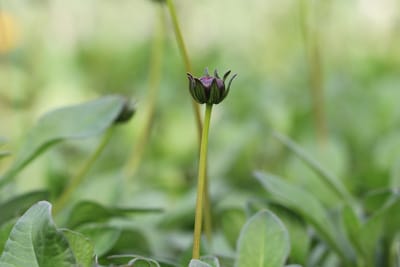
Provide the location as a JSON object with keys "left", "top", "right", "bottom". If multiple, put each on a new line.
{"left": 254, "top": 171, "right": 355, "bottom": 263}
{"left": 245, "top": 200, "right": 309, "bottom": 264}
{"left": 268, "top": 205, "right": 309, "bottom": 265}
{"left": 198, "top": 256, "right": 220, "bottom": 267}
{"left": 0, "top": 95, "right": 133, "bottom": 187}
{"left": 0, "top": 201, "right": 76, "bottom": 267}
{"left": 61, "top": 229, "right": 94, "bottom": 267}
{"left": 0, "top": 219, "right": 16, "bottom": 253}
{"left": 0, "top": 190, "right": 49, "bottom": 225}
{"left": 235, "top": 210, "right": 290, "bottom": 267}
{"left": 189, "top": 259, "right": 213, "bottom": 267}
{"left": 108, "top": 255, "right": 176, "bottom": 267}
{"left": 66, "top": 200, "right": 162, "bottom": 228}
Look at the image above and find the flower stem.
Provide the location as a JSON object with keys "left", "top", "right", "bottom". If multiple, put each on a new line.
{"left": 165, "top": 0, "right": 213, "bottom": 243}
{"left": 53, "top": 126, "right": 115, "bottom": 215}
{"left": 123, "top": 4, "right": 165, "bottom": 180}
{"left": 165, "top": 0, "right": 202, "bottom": 140}
{"left": 192, "top": 103, "right": 213, "bottom": 259}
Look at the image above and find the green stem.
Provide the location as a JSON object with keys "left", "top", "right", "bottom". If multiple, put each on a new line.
{"left": 124, "top": 5, "right": 165, "bottom": 180}
{"left": 299, "top": 0, "right": 328, "bottom": 146}
{"left": 165, "top": 0, "right": 202, "bottom": 140}
{"left": 192, "top": 103, "right": 212, "bottom": 259}
{"left": 165, "top": 0, "right": 213, "bottom": 242}
{"left": 53, "top": 127, "right": 115, "bottom": 214}
{"left": 203, "top": 171, "right": 212, "bottom": 242}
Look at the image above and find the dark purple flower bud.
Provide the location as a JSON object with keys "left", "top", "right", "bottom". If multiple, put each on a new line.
{"left": 187, "top": 68, "right": 237, "bottom": 105}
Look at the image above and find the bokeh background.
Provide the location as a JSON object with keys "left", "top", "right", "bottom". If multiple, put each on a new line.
{"left": 1, "top": 0, "right": 400, "bottom": 223}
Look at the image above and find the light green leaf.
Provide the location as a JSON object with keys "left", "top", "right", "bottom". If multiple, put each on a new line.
{"left": 0, "top": 191, "right": 49, "bottom": 225}
{"left": 189, "top": 259, "right": 213, "bottom": 267}
{"left": 0, "top": 201, "right": 76, "bottom": 267}
{"left": 108, "top": 255, "right": 170, "bottom": 267}
{"left": 245, "top": 200, "right": 309, "bottom": 264}
{"left": 235, "top": 210, "right": 290, "bottom": 267}
{"left": 0, "top": 95, "right": 133, "bottom": 187}
{"left": 254, "top": 171, "right": 355, "bottom": 263}
{"left": 199, "top": 256, "right": 220, "bottom": 267}
{"left": 66, "top": 200, "right": 162, "bottom": 228}
{"left": 61, "top": 229, "right": 94, "bottom": 267}
{"left": 269, "top": 205, "right": 309, "bottom": 265}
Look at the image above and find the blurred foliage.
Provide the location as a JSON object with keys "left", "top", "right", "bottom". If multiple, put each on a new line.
{"left": 0, "top": 0, "right": 400, "bottom": 266}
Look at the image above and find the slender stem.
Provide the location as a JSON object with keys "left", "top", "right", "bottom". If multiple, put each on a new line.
{"left": 165, "top": 0, "right": 202, "bottom": 140}
{"left": 53, "top": 127, "right": 115, "bottom": 214}
{"left": 165, "top": 0, "right": 213, "bottom": 242}
{"left": 202, "top": 171, "right": 212, "bottom": 242}
{"left": 192, "top": 103, "right": 212, "bottom": 259}
{"left": 123, "top": 5, "right": 164, "bottom": 180}
{"left": 299, "top": 0, "right": 328, "bottom": 146}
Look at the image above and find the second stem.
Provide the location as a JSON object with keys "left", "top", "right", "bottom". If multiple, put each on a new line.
{"left": 192, "top": 103, "right": 213, "bottom": 259}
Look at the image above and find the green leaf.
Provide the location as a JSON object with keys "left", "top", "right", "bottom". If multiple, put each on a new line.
{"left": 108, "top": 228, "right": 151, "bottom": 256}
{"left": 235, "top": 210, "right": 290, "bottom": 267}
{"left": 198, "top": 256, "right": 220, "bottom": 267}
{"left": 245, "top": 200, "right": 309, "bottom": 264}
{"left": 61, "top": 229, "right": 94, "bottom": 267}
{"left": 0, "top": 201, "right": 76, "bottom": 267}
{"left": 362, "top": 189, "right": 392, "bottom": 214}
{"left": 268, "top": 205, "right": 309, "bottom": 265}
{"left": 218, "top": 208, "right": 246, "bottom": 249}
{"left": 0, "top": 190, "right": 49, "bottom": 225}
{"left": 0, "top": 219, "right": 16, "bottom": 253}
{"left": 66, "top": 200, "right": 162, "bottom": 228}
{"left": 189, "top": 259, "right": 213, "bottom": 267}
{"left": 107, "top": 255, "right": 174, "bottom": 267}
{"left": 0, "top": 95, "right": 132, "bottom": 187}
{"left": 342, "top": 205, "right": 366, "bottom": 259}
{"left": 76, "top": 224, "right": 121, "bottom": 257}
{"left": 254, "top": 171, "right": 355, "bottom": 262}
{"left": 272, "top": 132, "right": 353, "bottom": 204}
{"left": 358, "top": 195, "right": 400, "bottom": 260}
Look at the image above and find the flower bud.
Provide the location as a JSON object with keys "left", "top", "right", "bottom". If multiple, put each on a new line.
{"left": 187, "top": 68, "right": 237, "bottom": 105}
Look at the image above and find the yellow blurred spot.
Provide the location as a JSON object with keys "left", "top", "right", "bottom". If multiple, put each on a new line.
{"left": 0, "top": 11, "right": 19, "bottom": 54}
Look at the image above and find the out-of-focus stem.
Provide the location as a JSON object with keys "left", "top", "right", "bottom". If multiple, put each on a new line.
{"left": 165, "top": 0, "right": 213, "bottom": 243}
{"left": 165, "top": 0, "right": 202, "bottom": 139}
{"left": 192, "top": 104, "right": 212, "bottom": 259}
{"left": 53, "top": 127, "right": 115, "bottom": 215}
{"left": 299, "top": 0, "right": 328, "bottom": 146}
{"left": 124, "top": 5, "right": 165, "bottom": 180}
